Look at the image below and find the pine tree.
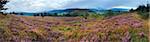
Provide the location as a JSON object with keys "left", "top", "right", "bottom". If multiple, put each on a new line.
{"left": 146, "top": 3, "right": 150, "bottom": 12}
{"left": 129, "top": 8, "right": 134, "bottom": 12}
{"left": 135, "top": 5, "right": 146, "bottom": 12}
{"left": 0, "top": 0, "right": 9, "bottom": 13}
{"left": 135, "top": 2, "right": 150, "bottom": 20}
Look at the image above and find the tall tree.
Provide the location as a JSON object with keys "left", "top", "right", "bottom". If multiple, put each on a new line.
{"left": 0, "top": 0, "right": 9, "bottom": 13}
{"left": 129, "top": 8, "right": 135, "bottom": 12}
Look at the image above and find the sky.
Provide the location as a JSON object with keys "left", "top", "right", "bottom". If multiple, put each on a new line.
{"left": 4, "top": 0, "right": 150, "bottom": 13}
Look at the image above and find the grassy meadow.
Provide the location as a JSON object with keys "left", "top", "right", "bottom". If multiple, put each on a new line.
{"left": 0, "top": 12, "right": 149, "bottom": 42}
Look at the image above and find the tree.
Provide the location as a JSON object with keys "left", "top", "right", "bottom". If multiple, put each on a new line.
{"left": 129, "top": 8, "right": 135, "bottom": 12}
{"left": 0, "top": 0, "right": 9, "bottom": 13}
{"left": 146, "top": 3, "right": 150, "bottom": 12}
{"left": 135, "top": 3, "right": 150, "bottom": 20}
{"left": 135, "top": 5, "right": 147, "bottom": 12}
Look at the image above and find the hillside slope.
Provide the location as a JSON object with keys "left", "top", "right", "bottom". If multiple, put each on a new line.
{"left": 0, "top": 13, "right": 149, "bottom": 42}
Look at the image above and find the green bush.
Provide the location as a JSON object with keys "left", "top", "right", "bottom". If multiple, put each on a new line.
{"left": 87, "top": 13, "right": 104, "bottom": 19}
{"left": 138, "top": 12, "right": 149, "bottom": 20}
{"left": 102, "top": 10, "right": 120, "bottom": 17}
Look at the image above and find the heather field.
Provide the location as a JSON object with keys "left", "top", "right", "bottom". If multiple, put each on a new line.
{"left": 0, "top": 0, "right": 149, "bottom": 42}
{"left": 0, "top": 12, "right": 149, "bottom": 42}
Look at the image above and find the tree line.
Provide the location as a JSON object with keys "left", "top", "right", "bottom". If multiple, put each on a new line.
{"left": 129, "top": 3, "right": 150, "bottom": 20}
{"left": 130, "top": 3, "right": 150, "bottom": 12}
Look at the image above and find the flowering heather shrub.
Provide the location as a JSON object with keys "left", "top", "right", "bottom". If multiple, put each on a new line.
{"left": 0, "top": 13, "right": 149, "bottom": 42}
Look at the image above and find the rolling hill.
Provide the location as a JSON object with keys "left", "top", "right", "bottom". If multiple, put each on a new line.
{"left": 0, "top": 12, "right": 148, "bottom": 42}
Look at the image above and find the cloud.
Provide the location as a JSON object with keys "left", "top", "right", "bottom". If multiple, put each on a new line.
{"left": 4, "top": 0, "right": 150, "bottom": 12}
{"left": 5, "top": 0, "right": 81, "bottom": 12}
{"left": 64, "top": 0, "right": 149, "bottom": 9}
{"left": 111, "top": 6, "right": 137, "bottom": 9}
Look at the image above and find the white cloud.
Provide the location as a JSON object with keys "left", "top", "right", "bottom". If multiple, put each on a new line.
{"left": 4, "top": 0, "right": 149, "bottom": 12}
{"left": 5, "top": 0, "right": 81, "bottom": 12}
{"left": 111, "top": 6, "right": 137, "bottom": 9}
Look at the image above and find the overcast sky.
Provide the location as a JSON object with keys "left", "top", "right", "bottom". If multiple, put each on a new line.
{"left": 4, "top": 0, "right": 150, "bottom": 13}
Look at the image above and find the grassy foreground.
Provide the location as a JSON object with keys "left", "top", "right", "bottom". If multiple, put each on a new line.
{"left": 0, "top": 13, "right": 149, "bottom": 42}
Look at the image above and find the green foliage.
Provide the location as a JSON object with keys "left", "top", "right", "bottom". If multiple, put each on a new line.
{"left": 87, "top": 13, "right": 104, "bottom": 19}
{"left": 102, "top": 10, "right": 120, "bottom": 18}
{"left": 138, "top": 12, "right": 149, "bottom": 20}
{"left": 51, "top": 26, "right": 80, "bottom": 32}
{"left": 132, "top": 3, "right": 149, "bottom": 20}
{"left": 104, "top": 10, "right": 114, "bottom": 17}
{"left": 0, "top": 0, "right": 9, "bottom": 13}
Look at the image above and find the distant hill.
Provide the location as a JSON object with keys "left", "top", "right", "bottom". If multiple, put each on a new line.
{"left": 109, "top": 8, "right": 129, "bottom": 11}
{"left": 9, "top": 8, "right": 129, "bottom": 16}
{"left": 47, "top": 8, "right": 98, "bottom": 14}
{"left": 48, "top": 8, "right": 129, "bottom": 14}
